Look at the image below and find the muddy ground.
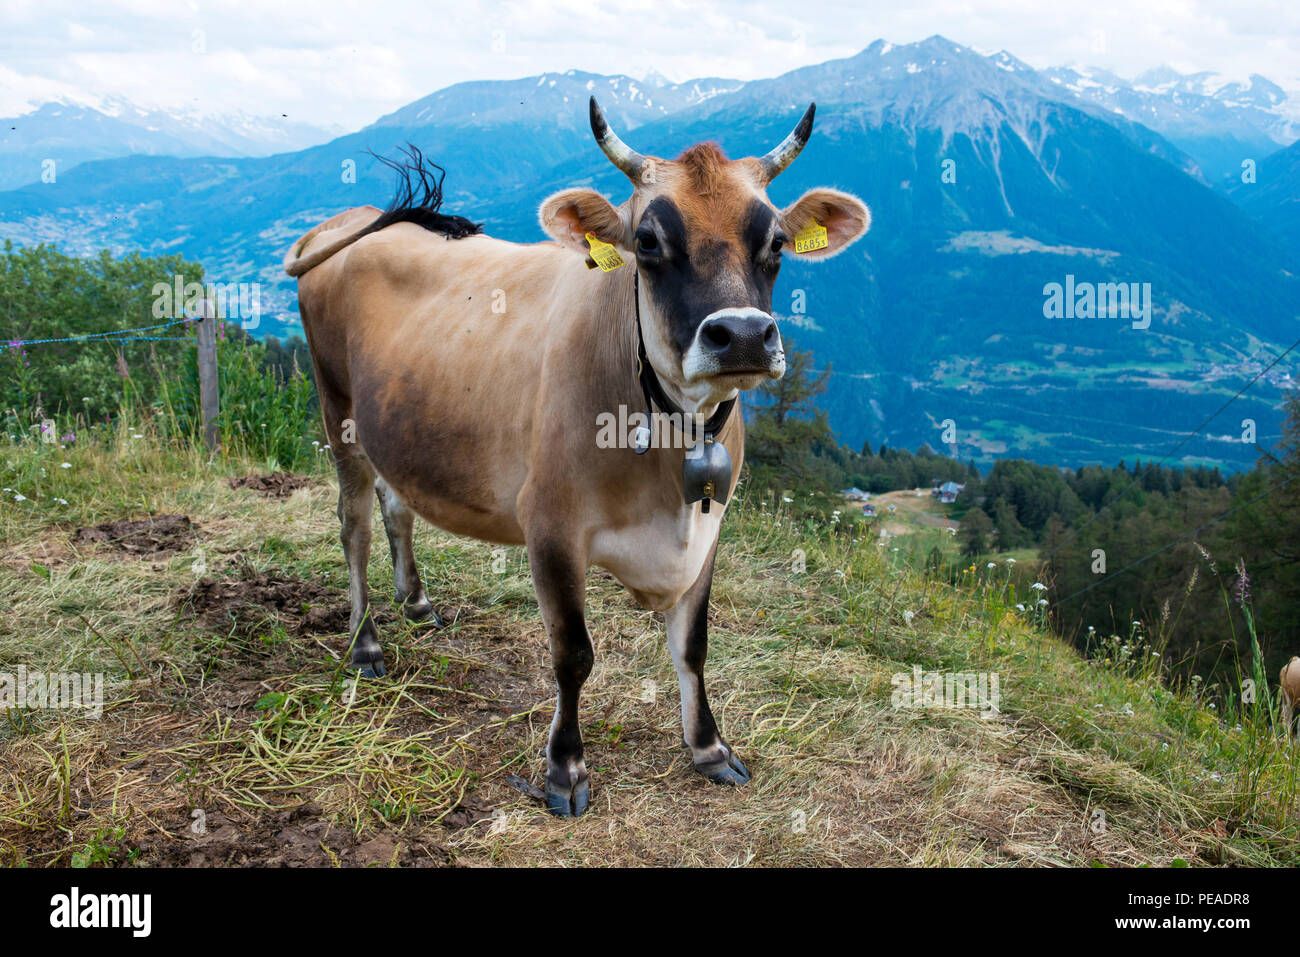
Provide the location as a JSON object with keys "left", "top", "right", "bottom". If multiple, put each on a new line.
{"left": 228, "top": 473, "right": 322, "bottom": 499}
{"left": 73, "top": 514, "right": 199, "bottom": 557}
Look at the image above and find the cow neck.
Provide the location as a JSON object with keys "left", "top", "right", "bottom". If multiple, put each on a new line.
{"left": 633, "top": 270, "right": 736, "bottom": 435}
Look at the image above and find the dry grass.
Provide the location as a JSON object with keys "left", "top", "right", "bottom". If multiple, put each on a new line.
{"left": 0, "top": 426, "right": 1295, "bottom": 866}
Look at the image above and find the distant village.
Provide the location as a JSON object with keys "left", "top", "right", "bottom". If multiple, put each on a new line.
{"left": 843, "top": 480, "right": 965, "bottom": 517}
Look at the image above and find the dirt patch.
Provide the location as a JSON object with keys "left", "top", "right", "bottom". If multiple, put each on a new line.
{"left": 73, "top": 514, "right": 198, "bottom": 557}
{"left": 179, "top": 558, "right": 357, "bottom": 636}
{"left": 228, "top": 473, "right": 321, "bottom": 498}
{"left": 135, "top": 804, "right": 452, "bottom": 867}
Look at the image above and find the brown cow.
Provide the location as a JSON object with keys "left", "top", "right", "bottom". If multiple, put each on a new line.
{"left": 1281, "top": 656, "right": 1300, "bottom": 739}
{"left": 284, "top": 98, "right": 870, "bottom": 815}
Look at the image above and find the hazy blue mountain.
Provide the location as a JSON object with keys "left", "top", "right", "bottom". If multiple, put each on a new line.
{"left": 1, "top": 36, "right": 1297, "bottom": 471}
{"left": 1034, "top": 64, "right": 1279, "bottom": 188}
{"left": 371, "top": 69, "right": 743, "bottom": 133}
{"left": 0, "top": 97, "right": 342, "bottom": 190}
{"left": 1133, "top": 66, "right": 1298, "bottom": 143}
{"left": 1233, "top": 137, "right": 1300, "bottom": 255}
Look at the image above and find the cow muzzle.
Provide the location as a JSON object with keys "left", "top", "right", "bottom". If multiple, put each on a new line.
{"left": 685, "top": 307, "right": 785, "bottom": 382}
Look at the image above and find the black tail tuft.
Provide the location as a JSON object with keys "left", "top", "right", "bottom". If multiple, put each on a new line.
{"left": 361, "top": 144, "right": 483, "bottom": 240}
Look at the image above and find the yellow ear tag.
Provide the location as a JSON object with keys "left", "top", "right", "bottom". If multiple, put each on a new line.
{"left": 585, "top": 232, "right": 626, "bottom": 272}
{"left": 793, "top": 222, "right": 829, "bottom": 254}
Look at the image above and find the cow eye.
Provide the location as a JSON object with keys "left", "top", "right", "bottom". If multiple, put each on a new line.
{"left": 636, "top": 231, "right": 659, "bottom": 254}
{"left": 769, "top": 235, "right": 786, "bottom": 255}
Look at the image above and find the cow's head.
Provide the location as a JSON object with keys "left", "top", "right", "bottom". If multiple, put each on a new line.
{"left": 540, "top": 97, "right": 870, "bottom": 413}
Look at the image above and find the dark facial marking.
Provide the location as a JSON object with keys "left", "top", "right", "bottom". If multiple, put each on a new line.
{"left": 636, "top": 195, "right": 782, "bottom": 360}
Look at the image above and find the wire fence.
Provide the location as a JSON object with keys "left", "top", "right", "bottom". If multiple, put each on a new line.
{"left": 4, "top": 300, "right": 222, "bottom": 451}
{"left": 4, "top": 315, "right": 196, "bottom": 348}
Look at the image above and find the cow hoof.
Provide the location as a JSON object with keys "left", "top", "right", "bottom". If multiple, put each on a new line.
{"left": 545, "top": 777, "right": 590, "bottom": 817}
{"left": 695, "top": 748, "right": 750, "bottom": 786}
{"left": 350, "top": 645, "right": 388, "bottom": 679}
{"left": 401, "top": 598, "right": 444, "bottom": 626}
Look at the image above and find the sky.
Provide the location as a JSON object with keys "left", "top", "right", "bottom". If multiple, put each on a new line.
{"left": 1, "top": 0, "right": 1298, "bottom": 129}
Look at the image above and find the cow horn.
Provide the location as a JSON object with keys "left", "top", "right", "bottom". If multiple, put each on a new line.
{"left": 589, "top": 96, "right": 645, "bottom": 182}
{"left": 759, "top": 103, "right": 816, "bottom": 182}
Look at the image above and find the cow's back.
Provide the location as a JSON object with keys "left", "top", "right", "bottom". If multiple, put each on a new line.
{"left": 291, "top": 211, "right": 578, "bottom": 544}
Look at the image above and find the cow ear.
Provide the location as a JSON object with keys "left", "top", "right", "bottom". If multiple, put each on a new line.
{"left": 778, "top": 188, "right": 870, "bottom": 259}
{"left": 539, "top": 188, "right": 630, "bottom": 254}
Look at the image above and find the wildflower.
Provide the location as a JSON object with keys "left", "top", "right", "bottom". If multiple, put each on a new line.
{"left": 782, "top": 496, "right": 792, "bottom": 503}
{"left": 1006, "top": 557, "right": 1016, "bottom": 564}
{"left": 986, "top": 562, "right": 996, "bottom": 568}
{"left": 1015, "top": 603, "right": 1025, "bottom": 612}
{"left": 1233, "top": 558, "right": 1250, "bottom": 606}
{"left": 903, "top": 610, "right": 915, "bottom": 624}
{"left": 1037, "top": 599, "right": 1048, "bottom": 607}
{"left": 13, "top": 493, "right": 26, "bottom": 502}
{"left": 56, "top": 497, "right": 68, "bottom": 505}
{"left": 60, "top": 462, "right": 71, "bottom": 469}
{"left": 1030, "top": 582, "right": 1046, "bottom": 591}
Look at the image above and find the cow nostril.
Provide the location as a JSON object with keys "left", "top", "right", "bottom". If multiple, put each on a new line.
{"left": 763, "top": 322, "right": 778, "bottom": 348}
{"left": 702, "top": 321, "right": 732, "bottom": 352}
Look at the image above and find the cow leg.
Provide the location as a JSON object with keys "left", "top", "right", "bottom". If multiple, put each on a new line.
{"left": 664, "top": 542, "right": 750, "bottom": 786}
{"left": 375, "top": 478, "right": 443, "bottom": 625}
{"left": 529, "top": 539, "right": 594, "bottom": 817}
{"left": 335, "top": 454, "right": 386, "bottom": 678}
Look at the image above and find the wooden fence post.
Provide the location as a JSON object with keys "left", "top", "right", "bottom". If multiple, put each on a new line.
{"left": 196, "top": 297, "right": 219, "bottom": 452}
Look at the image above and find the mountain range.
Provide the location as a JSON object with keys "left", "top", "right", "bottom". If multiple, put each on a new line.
{"left": 0, "top": 96, "right": 343, "bottom": 190}
{"left": 1, "top": 35, "right": 1297, "bottom": 472}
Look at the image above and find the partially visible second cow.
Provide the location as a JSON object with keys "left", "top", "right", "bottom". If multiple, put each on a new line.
{"left": 1281, "top": 656, "right": 1300, "bottom": 739}
{"left": 284, "top": 98, "right": 870, "bottom": 815}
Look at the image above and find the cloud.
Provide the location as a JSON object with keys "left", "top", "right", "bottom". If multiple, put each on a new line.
{"left": 0, "top": 0, "right": 1296, "bottom": 128}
